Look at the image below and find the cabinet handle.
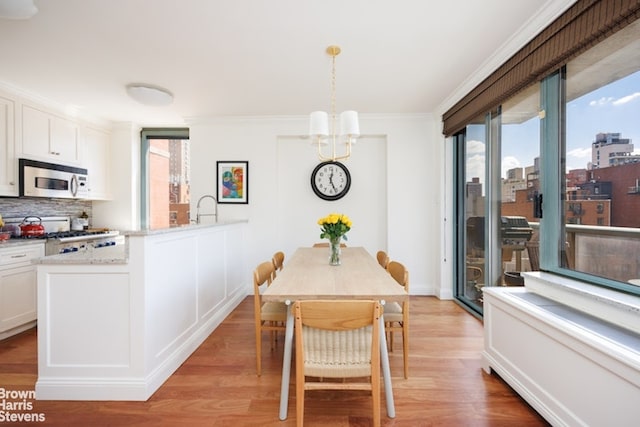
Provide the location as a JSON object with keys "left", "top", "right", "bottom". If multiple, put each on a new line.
{"left": 11, "top": 254, "right": 28, "bottom": 258}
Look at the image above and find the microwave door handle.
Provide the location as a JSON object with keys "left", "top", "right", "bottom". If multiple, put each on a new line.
{"left": 70, "top": 174, "right": 78, "bottom": 197}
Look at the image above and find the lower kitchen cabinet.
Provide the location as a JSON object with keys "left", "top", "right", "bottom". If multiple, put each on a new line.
{"left": 0, "top": 243, "right": 44, "bottom": 339}
{"left": 35, "top": 221, "right": 248, "bottom": 400}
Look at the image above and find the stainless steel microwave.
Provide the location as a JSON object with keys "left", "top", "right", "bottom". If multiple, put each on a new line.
{"left": 19, "top": 159, "right": 89, "bottom": 199}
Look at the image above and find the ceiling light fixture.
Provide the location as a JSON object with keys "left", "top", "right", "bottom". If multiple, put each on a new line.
{"left": 309, "top": 45, "right": 359, "bottom": 161}
{"left": 0, "top": 0, "right": 38, "bottom": 19}
{"left": 126, "top": 84, "right": 174, "bottom": 106}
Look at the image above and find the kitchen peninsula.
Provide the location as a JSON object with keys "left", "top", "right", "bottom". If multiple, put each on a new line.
{"left": 34, "top": 221, "right": 248, "bottom": 401}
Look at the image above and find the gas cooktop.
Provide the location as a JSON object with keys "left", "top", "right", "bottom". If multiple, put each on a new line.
{"left": 2, "top": 216, "right": 118, "bottom": 242}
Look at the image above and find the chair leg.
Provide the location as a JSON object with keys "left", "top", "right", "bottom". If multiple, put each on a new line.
{"left": 255, "top": 321, "right": 262, "bottom": 376}
{"left": 296, "top": 368, "right": 304, "bottom": 426}
{"left": 402, "top": 321, "right": 409, "bottom": 379}
{"left": 372, "top": 363, "right": 381, "bottom": 427}
{"left": 270, "top": 327, "right": 275, "bottom": 351}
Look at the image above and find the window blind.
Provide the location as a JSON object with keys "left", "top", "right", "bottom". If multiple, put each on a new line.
{"left": 442, "top": 0, "right": 640, "bottom": 137}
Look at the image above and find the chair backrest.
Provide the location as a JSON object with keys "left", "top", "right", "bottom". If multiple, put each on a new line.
{"left": 376, "top": 250, "right": 389, "bottom": 269}
{"left": 525, "top": 241, "right": 540, "bottom": 271}
{"left": 525, "top": 240, "right": 571, "bottom": 271}
{"left": 387, "top": 260, "right": 409, "bottom": 292}
{"left": 272, "top": 251, "right": 285, "bottom": 272}
{"left": 294, "top": 300, "right": 381, "bottom": 378}
{"left": 467, "top": 266, "right": 482, "bottom": 282}
{"left": 253, "top": 261, "right": 275, "bottom": 294}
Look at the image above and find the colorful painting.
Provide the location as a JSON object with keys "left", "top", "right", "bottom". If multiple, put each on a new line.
{"left": 216, "top": 161, "right": 248, "bottom": 204}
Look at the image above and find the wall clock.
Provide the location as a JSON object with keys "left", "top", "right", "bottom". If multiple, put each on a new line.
{"left": 310, "top": 161, "right": 351, "bottom": 201}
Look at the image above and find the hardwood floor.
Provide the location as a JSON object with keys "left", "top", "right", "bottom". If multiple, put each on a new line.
{"left": 0, "top": 296, "right": 549, "bottom": 426}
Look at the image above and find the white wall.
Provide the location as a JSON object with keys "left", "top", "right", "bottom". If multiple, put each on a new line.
{"left": 91, "top": 122, "right": 140, "bottom": 232}
{"left": 188, "top": 114, "right": 442, "bottom": 296}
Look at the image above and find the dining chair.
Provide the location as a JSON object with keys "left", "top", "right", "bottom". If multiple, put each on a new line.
{"left": 253, "top": 261, "right": 287, "bottom": 376}
{"left": 271, "top": 251, "right": 285, "bottom": 277}
{"left": 294, "top": 299, "right": 381, "bottom": 427}
{"left": 376, "top": 250, "right": 389, "bottom": 269}
{"left": 385, "top": 260, "right": 409, "bottom": 379}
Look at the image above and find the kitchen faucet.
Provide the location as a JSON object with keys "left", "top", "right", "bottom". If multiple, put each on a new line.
{"left": 196, "top": 195, "right": 218, "bottom": 224}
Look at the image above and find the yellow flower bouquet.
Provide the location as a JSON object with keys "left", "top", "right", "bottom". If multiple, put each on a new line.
{"left": 318, "top": 213, "right": 352, "bottom": 265}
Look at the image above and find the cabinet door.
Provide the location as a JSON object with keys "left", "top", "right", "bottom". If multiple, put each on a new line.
{"left": 22, "top": 104, "right": 81, "bottom": 164}
{"left": 0, "top": 265, "right": 37, "bottom": 333}
{"left": 84, "top": 127, "right": 112, "bottom": 199}
{"left": 0, "top": 95, "right": 18, "bottom": 196}
{"left": 22, "top": 104, "right": 51, "bottom": 159}
{"left": 51, "top": 115, "right": 80, "bottom": 163}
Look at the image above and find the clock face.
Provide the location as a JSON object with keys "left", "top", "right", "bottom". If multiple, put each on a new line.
{"left": 310, "top": 161, "right": 351, "bottom": 201}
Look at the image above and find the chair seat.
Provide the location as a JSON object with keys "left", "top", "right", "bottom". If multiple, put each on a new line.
{"left": 302, "top": 325, "right": 373, "bottom": 378}
{"left": 383, "top": 302, "right": 403, "bottom": 322}
{"left": 261, "top": 302, "right": 287, "bottom": 321}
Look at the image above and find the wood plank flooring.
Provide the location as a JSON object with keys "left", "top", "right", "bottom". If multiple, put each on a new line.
{"left": 0, "top": 296, "right": 549, "bottom": 426}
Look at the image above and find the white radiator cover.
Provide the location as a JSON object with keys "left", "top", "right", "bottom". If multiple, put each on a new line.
{"left": 482, "top": 282, "right": 640, "bottom": 427}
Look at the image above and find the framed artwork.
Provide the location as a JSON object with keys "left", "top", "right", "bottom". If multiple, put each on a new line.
{"left": 216, "top": 161, "right": 249, "bottom": 204}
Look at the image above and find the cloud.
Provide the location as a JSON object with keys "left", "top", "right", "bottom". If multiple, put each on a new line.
{"left": 589, "top": 97, "right": 614, "bottom": 106}
{"left": 501, "top": 156, "right": 521, "bottom": 178}
{"left": 466, "top": 139, "right": 485, "bottom": 155}
{"left": 567, "top": 147, "right": 591, "bottom": 158}
{"left": 613, "top": 92, "right": 640, "bottom": 106}
{"left": 589, "top": 92, "right": 640, "bottom": 107}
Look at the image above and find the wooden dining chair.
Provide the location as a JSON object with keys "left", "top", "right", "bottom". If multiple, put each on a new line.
{"left": 385, "top": 260, "right": 409, "bottom": 378}
{"left": 271, "top": 251, "right": 285, "bottom": 277}
{"left": 294, "top": 300, "right": 381, "bottom": 427}
{"left": 376, "top": 250, "right": 389, "bottom": 269}
{"left": 253, "top": 261, "right": 287, "bottom": 376}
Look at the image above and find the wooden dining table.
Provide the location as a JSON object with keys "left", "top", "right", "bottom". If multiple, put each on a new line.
{"left": 262, "top": 246, "right": 409, "bottom": 421}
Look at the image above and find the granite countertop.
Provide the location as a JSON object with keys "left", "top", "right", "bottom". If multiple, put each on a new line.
{"left": 37, "top": 244, "right": 128, "bottom": 265}
{"left": 124, "top": 220, "right": 248, "bottom": 236}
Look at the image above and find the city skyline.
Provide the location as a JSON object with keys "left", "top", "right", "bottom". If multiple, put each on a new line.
{"left": 466, "top": 70, "right": 640, "bottom": 186}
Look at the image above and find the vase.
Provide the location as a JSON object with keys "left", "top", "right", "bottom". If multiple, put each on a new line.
{"left": 328, "top": 237, "right": 341, "bottom": 266}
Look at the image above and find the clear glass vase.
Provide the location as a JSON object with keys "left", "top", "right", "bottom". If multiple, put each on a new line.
{"left": 329, "top": 237, "right": 341, "bottom": 266}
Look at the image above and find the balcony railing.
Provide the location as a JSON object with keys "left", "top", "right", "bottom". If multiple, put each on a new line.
{"left": 527, "top": 222, "right": 640, "bottom": 284}
{"left": 628, "top": 186, "right": 640, "bottom": 194}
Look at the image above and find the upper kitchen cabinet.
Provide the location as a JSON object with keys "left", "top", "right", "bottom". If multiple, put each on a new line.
{"left": 83, "top": 126, "right": 112, "bottom": 200}
{"left": 21, "top": 104, "right": 81, "bottom": 165}
{"left": 0, "top": 94, "right": 18, "bottom": 196}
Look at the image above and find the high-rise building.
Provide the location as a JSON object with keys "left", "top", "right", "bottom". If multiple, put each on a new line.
{"left": 591, "top": 132, "right": 639, "bottom": 168}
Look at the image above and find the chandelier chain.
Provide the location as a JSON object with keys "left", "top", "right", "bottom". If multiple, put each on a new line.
{"left": 330, "top": 52, "right": 337, "bottom": 158}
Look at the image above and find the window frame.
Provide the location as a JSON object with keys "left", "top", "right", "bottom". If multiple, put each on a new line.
{"left": 140, "top": 128, "right": 189, "bottom": 230}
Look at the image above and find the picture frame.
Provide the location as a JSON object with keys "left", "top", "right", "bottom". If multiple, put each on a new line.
{"left": 216, "top": 161, "right": 249, "bottom": 204}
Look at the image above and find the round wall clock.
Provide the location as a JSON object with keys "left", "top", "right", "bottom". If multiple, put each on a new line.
{"left": 310, "top": 161, "right": 351, "bottom": 201}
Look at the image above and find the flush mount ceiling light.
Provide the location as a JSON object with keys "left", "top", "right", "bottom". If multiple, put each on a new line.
{"left": 0, "top": 0, "right": 38, "bottom": 19}
{"left": 309, "top": 45, "right": 359, "bottom": 162}
{"left": 126, "top": 84, "right": 174, "bottom": 106}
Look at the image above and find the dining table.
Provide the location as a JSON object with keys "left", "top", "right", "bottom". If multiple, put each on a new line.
{"left": 262, "top": 246, "right": 409, "bottom": 421}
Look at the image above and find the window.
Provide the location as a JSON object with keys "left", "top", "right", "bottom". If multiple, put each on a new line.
{"left": 451, "top": 6, "right": 640, "bottom": 316}
{"left": 140, "top": 129, "right": 190, "bottom": 230}
{"left": 551, "top": 18, "right": 640, "bottom": 293}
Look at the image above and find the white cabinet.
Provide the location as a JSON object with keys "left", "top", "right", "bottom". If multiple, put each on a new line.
{"left": 0, "top": 94, "right": 18, "bottom": 196}
{"left": 0, "top": 243, "right": 44, "bottom": 339}
{"left": 83, "top": 126, "right": 112, "bottom": 200}
{"left": 22, "top": 104, "right": 81, "bottom": 164}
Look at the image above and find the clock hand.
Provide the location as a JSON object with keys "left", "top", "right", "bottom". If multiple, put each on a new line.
{"left": 329, "top": 172, "right": 338, "bottom": 191}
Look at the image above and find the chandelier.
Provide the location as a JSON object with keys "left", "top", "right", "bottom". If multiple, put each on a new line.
{"left": 309, "top": 45, "right": 360, "bottom": 161}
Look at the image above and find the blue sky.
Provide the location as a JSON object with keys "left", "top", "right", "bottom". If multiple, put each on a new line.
{"left": 467, "top": 70, "right": 640, "bottom": 182}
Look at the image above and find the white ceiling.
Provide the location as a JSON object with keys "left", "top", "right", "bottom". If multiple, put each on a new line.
{"left": 0, "top": 0, "right": 574, "bottom": 125}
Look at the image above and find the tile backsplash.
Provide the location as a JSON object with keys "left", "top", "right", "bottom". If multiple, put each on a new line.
{"left": 0, "top": 197, "right": 92, "bottom": 221}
